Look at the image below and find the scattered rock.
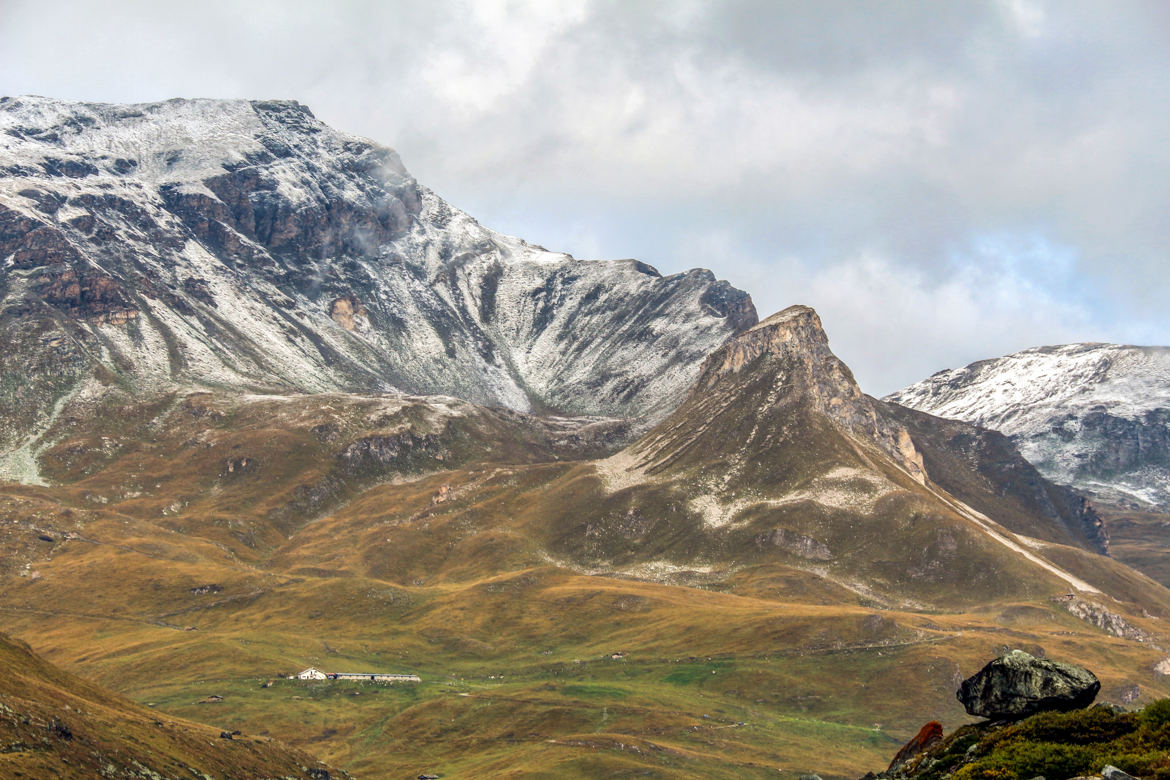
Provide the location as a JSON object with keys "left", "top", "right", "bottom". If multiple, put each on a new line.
{"left": 755, "top": 527, "right": 833, "bottom": 561}
{"left": 1117, "top": 684, "right": 1141, "bottom": 704}
{"left": 221, "top": 456, "right": 257, "bottom": 477}
{"left": 888, "top": 721, "right": 943, "bottom": 771}
{"left": 48, "top": 717, "right": 72, "bottom": 740}
{"left": 310, "top": 422, "right": 341, "bottom": 443}
{"left": 338, "top": 432, "right": 445, "bottom": 475}
{"left": 1102, "top": 766, "right": 1137, "bottom": 780}
{"left": 188, "top": 584, "right": 222, "bottom": 595}
{"left": 957, "top": 649, "right": 1099, "bottom": 720}
{"left": 1056, "top": 595, "right": 1154, "bottom": 643}
{"left": 219, "top": 730, "right": 234, "bottom": 740}
{"left": 36, "top": 534, "right": 54, "bottom": 542}
{"left": 1094, "top": 702, "right": 1128, "bottom": 714}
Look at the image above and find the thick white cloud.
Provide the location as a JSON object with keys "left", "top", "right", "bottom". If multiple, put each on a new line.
{"left": 672, "top": 228, "right": 1101, "bottom": 394}
{"left": 1, "top": 0, "right": 1166, "bottom": 392}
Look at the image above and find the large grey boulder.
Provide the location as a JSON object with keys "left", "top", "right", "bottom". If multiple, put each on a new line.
{"left": 957, "top": 650, "right": 1100, "bottom": 720}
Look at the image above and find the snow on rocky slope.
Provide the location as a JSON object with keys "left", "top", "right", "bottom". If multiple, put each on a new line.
{"left": 887, "top": 343, "right": 1170, "bottom": 510}
{"left": 0, "top": 96, "right": 755, "bottom": 467}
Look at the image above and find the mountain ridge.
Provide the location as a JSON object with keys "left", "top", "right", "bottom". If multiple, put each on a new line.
{"left": 0, "top": 95, "right": 755, "bottom": 482}
{"left": 887, "top": 342, "right": 1170, "bottom": 511}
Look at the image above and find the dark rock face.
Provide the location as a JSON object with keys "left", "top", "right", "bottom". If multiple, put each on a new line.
{"left": 699, "top": 281, "right": 758, "bottom": 334}
{"left": 957, "top": 650, "right": 1100, "bottom": 720}
{"left": 694, "top": 306, "right": 926, "bottom": 481}
{"left": 1063, "top": 408, "right": 1170, "bottom": 481}
{"left": 888, "top": 343, "right": 1170, "bottom": 512}
{"left": 337, "top": 432, "right": 445, "bottom": 476}
{"left": 881, "top": 401, "right": 1110, "bottom": 555}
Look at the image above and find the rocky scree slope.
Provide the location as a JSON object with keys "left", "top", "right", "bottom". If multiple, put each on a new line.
{"left": 0, "top": 96, "right": 755, "bottom": 473}
{"left": 887, "top": 344, "right": 1170, "bottom": 512}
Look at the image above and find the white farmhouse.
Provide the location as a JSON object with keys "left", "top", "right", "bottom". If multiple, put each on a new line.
{"left": 296, "top": 667, "right": 327, "bottom": 680}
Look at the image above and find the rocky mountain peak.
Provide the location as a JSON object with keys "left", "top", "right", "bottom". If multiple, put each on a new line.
{"left": 688, "top": 304, "right": 924, "bottom": 482}
{"left": 0, "top": 97, "right": 755, "bottom": 477}
{"left": 698, "top": 304, "right": 827, "bottom": 384}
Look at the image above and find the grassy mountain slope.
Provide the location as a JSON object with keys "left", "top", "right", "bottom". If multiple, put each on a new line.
{"left": 0, "top": 630, "right": 342, "bottom": 779}
{"left": 1095, "top": 504, "right": 1170, "bottom": 589}
{"left": 1, "top": 307, "right": 1169, "bottom": 777}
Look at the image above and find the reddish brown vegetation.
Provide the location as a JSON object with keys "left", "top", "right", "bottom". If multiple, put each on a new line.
{"left": 889, "top": 720, "right": 943, "bottom": 770}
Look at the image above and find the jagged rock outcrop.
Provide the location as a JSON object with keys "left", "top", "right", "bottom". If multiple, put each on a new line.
{"left": 689, "top": 306, "right": 925, "bottom": 482}
{"left": 1055, "top": 595, "right": 1155, "bottom": 644}
{"left": 653, "top": 307, "right": 1115, "bottom": 560}
{"left": 888, "top": 344, "right": 1170, "bottom": 511}
{"left": 0, "top": 96, "right": 756, "bottom": 474}
{"left": 957, "top": 649, "right": 1100, "bottom": 719}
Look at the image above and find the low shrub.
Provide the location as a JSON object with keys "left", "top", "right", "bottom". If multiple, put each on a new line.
{"left": 903, "top": 701, "right": 1170, "bottom": 779}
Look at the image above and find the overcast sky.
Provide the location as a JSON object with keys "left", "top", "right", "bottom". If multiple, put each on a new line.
{"left": 2, "top": 0, "right": 1167, "bottom": 394}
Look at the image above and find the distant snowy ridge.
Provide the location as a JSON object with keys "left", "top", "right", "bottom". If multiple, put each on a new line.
{"left": 0, "top": 96, "right": 755, "bottom": 463}
{"left": 887, "top": 343, "right": 1170, "bottom": 510}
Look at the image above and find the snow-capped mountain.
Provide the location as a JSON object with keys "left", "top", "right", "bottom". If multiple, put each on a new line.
{"left": 0, "top": 96, "right": 755, "bottom": 466}
{"left": 887, "top": 343, "right": 1170, "bottom": 510}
